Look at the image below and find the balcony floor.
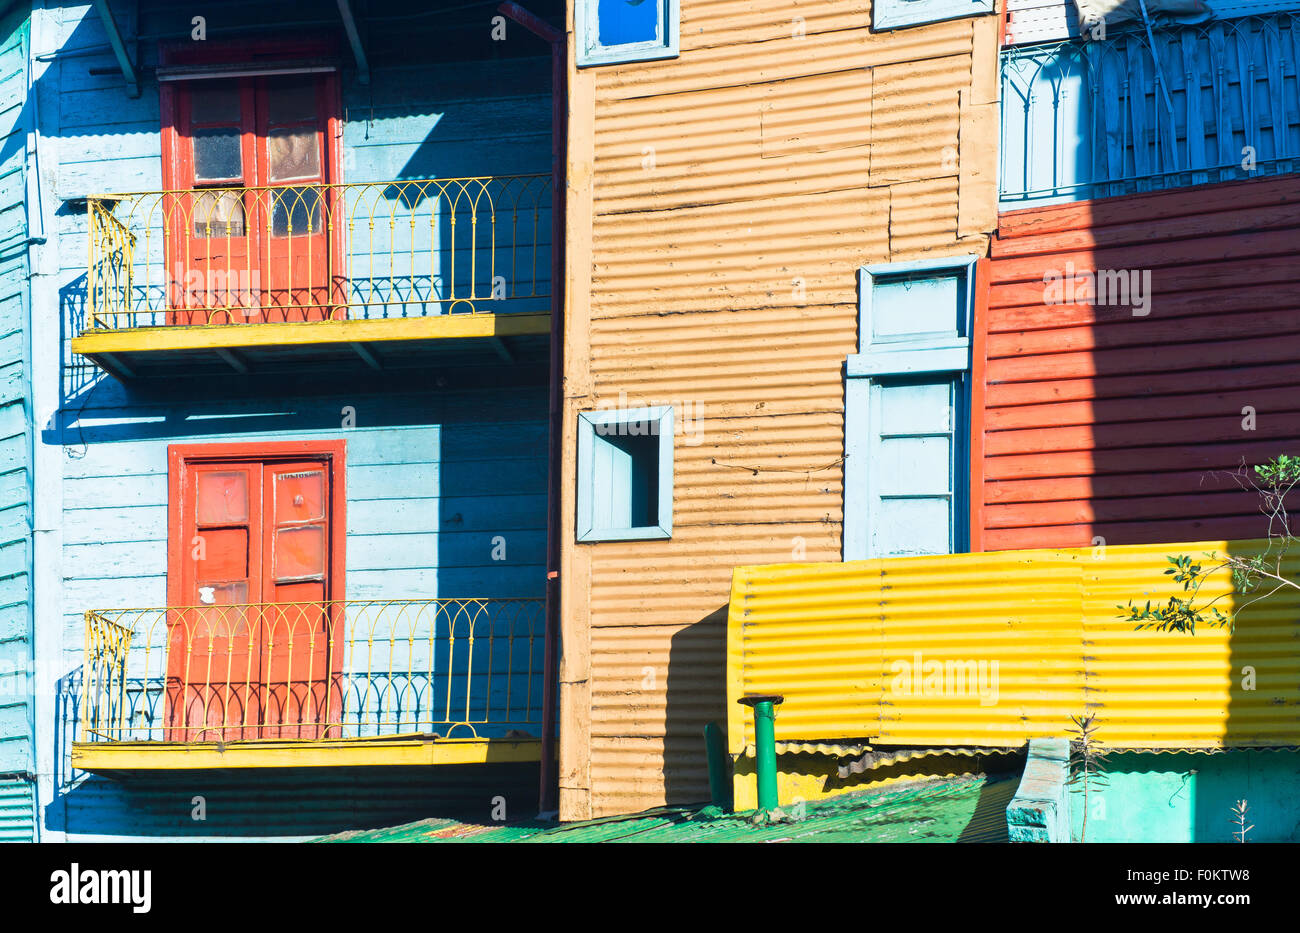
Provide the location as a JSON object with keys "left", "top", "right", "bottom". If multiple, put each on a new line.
{"left": 71, "top": 312, "right": 551, "bottom": 380}
{"left": 71, "top": 735, "right": 543, "bottom": 773}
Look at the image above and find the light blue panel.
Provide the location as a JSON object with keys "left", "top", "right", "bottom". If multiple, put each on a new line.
{"left": 870, "top": 274, "right": 962, "bottom": 344}
{"left": 869, "top": 379, "right": 956, "bottom": 557}
{"left": 874, "top": 0, "right": 994, "bottom": 31}
{"left": 1070, "top": 751, "right": 1300, "bottom": 843}
{"left": 598, "top": 0, "right": 660, "bottom": 45}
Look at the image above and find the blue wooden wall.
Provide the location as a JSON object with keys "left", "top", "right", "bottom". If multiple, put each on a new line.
{"left": 30, "top": 1, "right": 554, "bottom": 839}
{"left": 0, "top": 2, "right": 34, "bottom": 842}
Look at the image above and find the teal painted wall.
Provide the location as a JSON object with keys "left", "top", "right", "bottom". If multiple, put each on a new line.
{"left": 1070, "top": 751, "right": 1300, "bottom": 843}
{"left": 30, "top": 1, "right": 557, "bottom": 839}
{"left": 0, "top": 2, "right": 35, "bottom": 841}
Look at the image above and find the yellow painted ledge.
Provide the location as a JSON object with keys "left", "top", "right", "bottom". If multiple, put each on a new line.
{"left": 71, "top": 311, "right": 551, "bottom": 355}
{"left": 71, "top": 736, "right": 543, "bottom": 771}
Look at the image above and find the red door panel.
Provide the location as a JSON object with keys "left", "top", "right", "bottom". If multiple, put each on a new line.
{"left": 167, "top": 81, "right": 260, "bottom": 325}
{"left": 256, "top": 78, "right": 333, "bottom": 322}
{"left": 261, "top": 462, "right": 338, "bottom": 739}
{"left": 169, "top": 463, "right": 265, "bottom": 741}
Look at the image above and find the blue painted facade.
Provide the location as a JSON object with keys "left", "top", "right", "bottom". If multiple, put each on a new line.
{"left": 2, "top": 0, "right": 560, "bottom": 840}
{"left": 0, "top": 1, "right": 35, "bottom": 841}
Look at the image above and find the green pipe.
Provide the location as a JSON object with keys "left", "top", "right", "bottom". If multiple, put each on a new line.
{"left": 738, "top": 694, "right": 784, "bottom": 812}
{"left": 703, "top": 721, "right": 732, "bottom": 810}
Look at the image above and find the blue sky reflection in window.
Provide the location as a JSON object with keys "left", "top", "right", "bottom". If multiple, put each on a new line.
{"left": 598, "top": 0, "right": 660, "bottom": 45}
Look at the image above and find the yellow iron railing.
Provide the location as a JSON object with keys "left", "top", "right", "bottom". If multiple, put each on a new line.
{"left": 78, "top": 598, "right": 544, "bottom": 744}
{"left": 85, "top": 175, "right": 552, "bottom": 330}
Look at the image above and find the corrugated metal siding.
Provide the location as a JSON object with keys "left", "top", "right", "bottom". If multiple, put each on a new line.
{"left": 0, "top": 4, "right": 33, "bottom": 844}
{"left": 571, "top": 1, "right": 1001, "bottom": 817}
{"left": 729, "top": 538, "right": 1300, "bottom": 751}
{"left": 984, "top": 174, "right": 1300, "bottom": 550}
{"left": 0, "top": 776, "right": 35, "bottom": 842}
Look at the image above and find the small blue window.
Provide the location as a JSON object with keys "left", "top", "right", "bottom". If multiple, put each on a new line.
{"left": 577, "top": 0, "right": 679, "bottom": 67}
{"left": 577, "top": 407, "right": 674, "bottom": 541}
{"left": 873, "top": 0, "right": 994, "bottom": 31}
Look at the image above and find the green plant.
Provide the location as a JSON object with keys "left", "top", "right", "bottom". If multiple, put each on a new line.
{"left": 1119, "top": 456, "right": 1300, "bottom": 634}
{"left": 1230, "top": 799, "right": 1252, "bottom": 843}
{"left": 1066, "top": 713, "right": 1109, "bottom": 843}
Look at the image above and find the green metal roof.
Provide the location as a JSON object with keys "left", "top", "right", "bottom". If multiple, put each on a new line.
{"left": 321, "top": 774, "right": 1019, "bottom": 843}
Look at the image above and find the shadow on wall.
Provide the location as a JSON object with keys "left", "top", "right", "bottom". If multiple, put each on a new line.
{"left": 663, "top": 606, "right": 730, "bottom": 807}
{"left": 1071, "top": 750, "right": 1300, "bottom": 842}
{"left": 995, "top": 16, "right": 1300, "bottom": 842}
{"left": 45, "top": 765, "right": 539, "bottom": 839}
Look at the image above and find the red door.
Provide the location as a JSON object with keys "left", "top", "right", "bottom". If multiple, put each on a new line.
{"left": 165, "top": 75, "right": 337, "bottom": 325}
{"left": 167, "top": 446, "right": 344, "bottom": 741}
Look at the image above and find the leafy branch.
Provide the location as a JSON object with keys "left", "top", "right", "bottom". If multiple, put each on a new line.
{"left": 1118, "top": 455, "right": 1300, "bottom": 635}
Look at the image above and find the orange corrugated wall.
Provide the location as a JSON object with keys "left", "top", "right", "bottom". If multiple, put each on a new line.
{"left": 982, "top": 175, "right": 1300, "bottom": 551}
{"left": 562, "top": 1, "right": 1003, "bottom": 820}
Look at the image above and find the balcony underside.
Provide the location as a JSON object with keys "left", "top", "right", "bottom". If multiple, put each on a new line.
{"left": 72, "top": 735, "right": 542, "bottom": 774}
{"left": 72, "top": 312, "right": 551, "bottom": 380}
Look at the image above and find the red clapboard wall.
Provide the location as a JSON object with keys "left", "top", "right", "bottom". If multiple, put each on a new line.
{"left": 979, "top": 174, "right": 1300, "bottom": 551}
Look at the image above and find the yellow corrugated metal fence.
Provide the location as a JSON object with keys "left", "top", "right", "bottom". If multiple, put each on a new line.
{"left": 728, "top": 539, "right": 1300, "bottom": 754}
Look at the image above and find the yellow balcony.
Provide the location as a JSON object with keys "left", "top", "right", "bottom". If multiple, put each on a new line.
{"left": 72, "top": 597, "right": 545, "bottom": 772}
{"left": 73, "top": 176, "right": 553, "bottom": 378}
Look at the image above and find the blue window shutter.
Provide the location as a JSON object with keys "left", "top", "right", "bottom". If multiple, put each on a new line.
{"left": 874, "top": 0, "right": 994, "bottom": 31}
{"left": 868, "top": 378, "right": 959, "bottom": 557}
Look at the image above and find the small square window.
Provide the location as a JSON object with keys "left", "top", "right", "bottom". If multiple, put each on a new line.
{"left": 577, "top": 407, "right": 674, "bottom": 542}
{"left": 576, "top": 0, "right": 680, "bottom": 67}
{"left": 873, "top": 0, "right": 994, "bottom": 31}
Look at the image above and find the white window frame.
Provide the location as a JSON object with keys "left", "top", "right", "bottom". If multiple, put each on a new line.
{"left": 576, "top": 0, "right": 680, "bottom": 68}
{"left": 873, "top": 0, "right": 995, "bottom": 31}
{"left": 844, "top": 254, "right": 978, "bottom": 561}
